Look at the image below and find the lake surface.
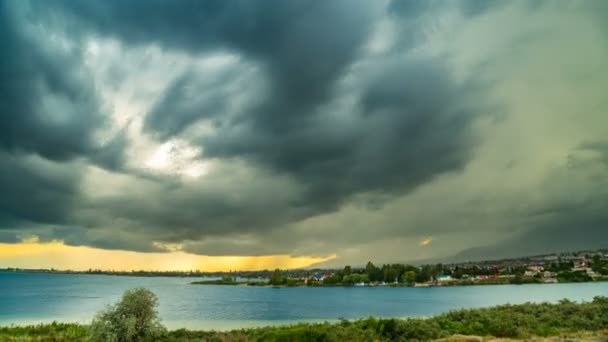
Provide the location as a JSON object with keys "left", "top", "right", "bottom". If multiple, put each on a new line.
{"left": 1, "top": 272, "right": 607, "bottom": 330}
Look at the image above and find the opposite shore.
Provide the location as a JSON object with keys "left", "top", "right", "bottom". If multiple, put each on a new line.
{"left": 191, "top": 250, "right": 608, "bottom": 288}
{"left": 4, "top": 249, "right": 608, "bottom": 289}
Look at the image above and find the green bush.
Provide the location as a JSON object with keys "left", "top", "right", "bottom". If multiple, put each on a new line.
{"left": 89, "top": 288, "right": 166, "bottom": 342}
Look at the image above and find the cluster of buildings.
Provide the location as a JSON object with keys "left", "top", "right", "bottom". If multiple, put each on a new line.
{"left": 433, "top": 251, "right": 608, "bottom": 286}
{"left": 278, "top": 251, "right": 608, "bottom": 287}
{"left": 301, "top": 273, "right": 333, "bottom": 283}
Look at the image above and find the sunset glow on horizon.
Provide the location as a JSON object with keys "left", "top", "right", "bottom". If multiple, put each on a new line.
{"left": 0, "top": 241, "right": 336, "bottom": 272}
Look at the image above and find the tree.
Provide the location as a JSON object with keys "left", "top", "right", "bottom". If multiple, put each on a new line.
{"left": 343, "top": 265, "right": 352, "bottom": 276}
{"left": 365, "top": 261, "right": 376, "bottom": 277}
{"left": 383, "top": 266, "right": 397, "bottom": 283}
{"left": 270, "top": 269, "right": 283, "bottom": 285}
{"left": 511, "top": 273, "right": 524, "bottom": 284}
{"left": 390, "top": 264, "right": 406, "bottom": 281}
{"left": 323, "top": 274, "right": 343, "bottom": 285}
{"left": 404, "top": 271, "right": 416, "bottom": 284}
{"left": 366, "top": 261, "right": 382, "bottom": 282}
{"left": 349, "top": 273, "right": 362, "bottom": 284}
{"left": 452, "top": 268, "right": 464, "bottom": 279}
{"left": 416, "top": 266, "right": 432, "bottom": 283}
{"left": 591, "top": 255, "right": 605, "bottom": 273}
{"left": 90, "top": 288, "right": 166, "bottom": 342}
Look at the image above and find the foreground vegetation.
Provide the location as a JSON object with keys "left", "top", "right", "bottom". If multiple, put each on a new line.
{"left": 1, "top": 289, "right": 607, "bottom": 342}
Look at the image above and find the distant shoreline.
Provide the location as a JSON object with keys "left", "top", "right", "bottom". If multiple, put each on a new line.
{"left": 3, "top": 268, "right": 607, "bottom": 288}
{"left": 189, "top": 278, "right": 608, "bottom": 288}
{"left": 3, "top": 248, "right": 607, "bottom": 289}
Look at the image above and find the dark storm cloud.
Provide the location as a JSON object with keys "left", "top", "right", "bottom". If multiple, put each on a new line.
{"left": 0, "top": 232, "right": 20, "bottom": 243}
{"left": 388, "top": 0, "right": 508, "bottom": 18}
{"left": 386, "top": 0, "right": 510, "bottom": 49}
{"left": 63, "top": 52, "right": 488, "bottom": 255}
{"left": 2, "top": 0, "right": 604, "bottom": 262}
{"left": 66, "top": 165, "right": 315, "bottom": 252}
{"left": 452, "top": 143, "right": 608, "bottom": 261}
{"left": 188, "top": 52, "right": 484, "bottom": 217}
{"left": 144, "top": 67, "right": 248, "bottom": 140}
{"left": 56, "top": 0, "right": 380, "bottom": 177}
{"left": 91, "top": 131, "right": 130, "bottom": 172}
{"left": 44, "top": 1, "right": 487, "bottom": 217}
{"left": 55, "top": 0, "right": 375, "bottom": 119}
{"left": 0, "top": 152, "right": 80, "bottom": 228}
{"left": 453, "top": 207, "right": 608, "bottom": 262}
{"left": 0, "top": 1, "right": 105, "bottom": 161}
{"left": 457, "top": 0, "right": 509, "bottom": 17}
{"left": 0, "top": 1, "right": 124, "bottom": 241}
{"left": 55, "top": 225, "right": 168, "bottom": 253}
{"left": 2, "top": 0, "right": 493, "bottom": 255}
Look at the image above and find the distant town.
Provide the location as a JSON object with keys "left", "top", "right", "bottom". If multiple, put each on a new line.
{"left": 2, "top": 249, "right": 608, "bottom": 287}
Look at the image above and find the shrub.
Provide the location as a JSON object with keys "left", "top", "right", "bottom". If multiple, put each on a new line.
{"left": 89, "top": 288, "right": 166, "bottom": 342}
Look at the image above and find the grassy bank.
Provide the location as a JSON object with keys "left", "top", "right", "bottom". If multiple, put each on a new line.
{"left": 1, "top": 296, "right": 607, "bottom": 341}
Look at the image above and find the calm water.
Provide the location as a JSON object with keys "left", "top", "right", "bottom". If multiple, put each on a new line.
{"left": 1, "top": 272, "right": 607, "bottom": 330}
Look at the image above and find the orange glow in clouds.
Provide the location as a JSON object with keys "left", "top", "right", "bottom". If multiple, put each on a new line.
{"left": 0, "top": 241, "right": 336, "bottom": 271}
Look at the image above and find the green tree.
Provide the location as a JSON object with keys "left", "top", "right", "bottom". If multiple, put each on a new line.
{"left": 591, "top": 255, "right": 605, "bottom": 273}
{"left": 323, "top": 274, "right": 343, "bottom": 285}
{"left": 343, "top": 265, "right": 352, "bottom": 276}
{"left": 270, "top": 269, "right": 283, "bottom": 285}
{"left": 511, "top": 273, "right": 524, "bottom": 284}
{"left": 90, "top": 288, "right": 166, "bottom": 342}
{"left": 452, "top": 268, "right": 464, "bottom": 279}
{"left": 416, "top": 266, "right": 432, "bottom": 283}
{"left": 365, "top": 261, "right": 375, "bottom": 277}
{"left": 366, "top": 261, "right": 382, "bottom": 282}
{"left": 383, "top": 266, "right": 397, "bottom": 283}
{"left": 404, "top": 271, "right": 416, "bottom": 284}
{"left": 350, "top": 273, "right": 362, "bottom": 284}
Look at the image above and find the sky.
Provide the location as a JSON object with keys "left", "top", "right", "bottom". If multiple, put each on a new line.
{"left": 0, "top": 0, "right": 607, "bottom": 271}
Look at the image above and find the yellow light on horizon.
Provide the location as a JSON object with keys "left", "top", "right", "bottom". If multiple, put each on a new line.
{"left": 419, "top": 238, "right": 432, "bottom": 247}
{"left": 0, "top": 241, "right": 336, "bottom": 272}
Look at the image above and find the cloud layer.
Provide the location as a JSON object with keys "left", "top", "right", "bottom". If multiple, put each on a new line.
{"left": 1, "top": 0, "right": 606, "bottom": 265}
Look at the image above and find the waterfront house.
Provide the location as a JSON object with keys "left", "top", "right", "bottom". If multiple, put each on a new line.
{"left": 312, "top": 274, "right": 324, "bottom": 282}
{"left": 542, "top": 271, "right": 556, "bottom": 278}
{"left": 436, "top": 275, "right": 453, "bottom": 282}
{"left": 413, "top": 282, "right": 431, "bottom": 287}
{"left": 587, "top": 269, "right": 600, "bottom": 278}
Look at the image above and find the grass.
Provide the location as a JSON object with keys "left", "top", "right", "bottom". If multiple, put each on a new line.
{"left": 0, "top": 322, "right": 88, "bottom": 341}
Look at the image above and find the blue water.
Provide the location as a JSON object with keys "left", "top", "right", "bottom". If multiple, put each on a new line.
{"left": 1, "top": 272, "right": 607, "bottom": 330}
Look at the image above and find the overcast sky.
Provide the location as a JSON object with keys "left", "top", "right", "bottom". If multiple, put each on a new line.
{"left": 1, "top": 0, "right": 607, "bottom": 268}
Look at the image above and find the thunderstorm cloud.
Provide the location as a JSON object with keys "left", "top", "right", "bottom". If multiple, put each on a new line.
{"left": 0, "top": 0, "right": 607, "bottom": 265}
